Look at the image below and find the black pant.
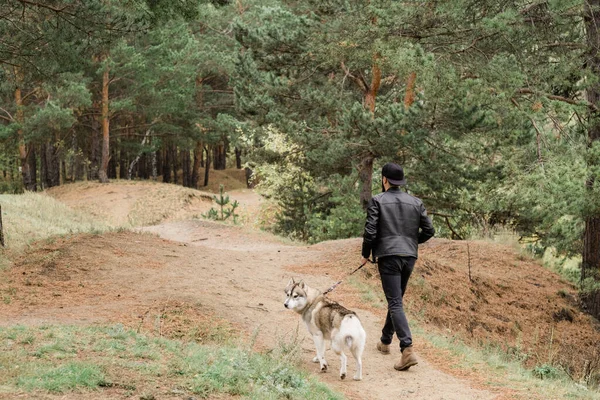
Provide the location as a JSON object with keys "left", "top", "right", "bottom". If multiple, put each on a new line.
{"left": 378, "top": 255, "right": 416, "bottom": 350}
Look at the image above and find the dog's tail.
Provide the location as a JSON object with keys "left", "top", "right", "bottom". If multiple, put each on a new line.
{"left": 345, "top": 335, "right": 353, "bottom": 348}
{"left": 341, "top": 314, "right": 366, "bottom": 351}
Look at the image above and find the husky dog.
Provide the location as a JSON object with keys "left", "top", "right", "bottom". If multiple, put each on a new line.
{"left": 284, "top": 278, "right": 366, "bottom": 380}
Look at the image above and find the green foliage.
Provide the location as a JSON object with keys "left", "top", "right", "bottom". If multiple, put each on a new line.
{"left": 532, "top": 364, "right": 563, "bottom": 380}
{"left": 203, "top": 185, "right": 239, "bottom": 222}
{"left": 307, "top": 175, "right": 365, "bottom": 243}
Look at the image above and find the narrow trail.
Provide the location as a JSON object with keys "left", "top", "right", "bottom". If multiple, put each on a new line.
{"left": 0, "top": 185, "right": 503, "bottom": 399}
{"left": 141, "top": 219, "right": 497, "bottom": 400}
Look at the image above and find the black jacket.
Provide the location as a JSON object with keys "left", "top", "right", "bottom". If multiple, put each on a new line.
{"left": 362, "top": 187, "right": 435, "bottom": 259}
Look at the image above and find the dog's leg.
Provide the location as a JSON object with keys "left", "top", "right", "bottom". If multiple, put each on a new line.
{"left": 351, "top": 338, "right": 364, "bottom": 381}
{"left": 312, "top": 333, "right": 328, "bottom": 372}
{"left": 331, "top": 332, "right": 347, "bottom": 380}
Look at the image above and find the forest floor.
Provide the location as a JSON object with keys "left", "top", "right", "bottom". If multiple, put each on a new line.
{"left": 1, "top": 177, "right": 600, "bottom": 399}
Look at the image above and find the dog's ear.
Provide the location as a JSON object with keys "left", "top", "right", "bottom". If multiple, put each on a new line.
{"left": 298, "top": 280, "right": 305, "bottom": 290}
{"left": 287, "top": 277, "right": 295, "bottom": 286}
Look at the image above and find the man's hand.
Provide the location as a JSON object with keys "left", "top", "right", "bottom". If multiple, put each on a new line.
{"left": 360, "top": 257, "right": 369, "bottom": 266}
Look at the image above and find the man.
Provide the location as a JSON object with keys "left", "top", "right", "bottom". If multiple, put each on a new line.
{"left": 361, "top": 162, "right": 435, "bottom": 371}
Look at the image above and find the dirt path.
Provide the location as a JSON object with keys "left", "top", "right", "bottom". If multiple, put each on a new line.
{"left": 140, "top": 219, "right": 497, "bottom": 400}
{"left": 0, "top": 187, "right": 503, "bottom": 399}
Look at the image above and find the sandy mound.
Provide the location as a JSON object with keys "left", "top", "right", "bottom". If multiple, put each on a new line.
{"left": 46, "top": 181, "right": 215, "bottom": 227}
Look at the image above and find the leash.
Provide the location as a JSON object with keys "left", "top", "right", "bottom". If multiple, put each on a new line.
{"left": 322, "top": 258, "right": 375, "bottom": 295}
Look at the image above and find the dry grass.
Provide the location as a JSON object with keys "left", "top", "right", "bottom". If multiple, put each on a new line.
{"left": 0, "top": 192, "right": 109, "bottom": 253}
{"left": 46, "top": 180, "right": 214, "bottom": 228}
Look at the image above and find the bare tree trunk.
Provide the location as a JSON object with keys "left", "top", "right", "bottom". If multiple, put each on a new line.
{"left": 128, "top": 128, "right": 151, "bottom": 180}
{"left": 582, "top": 0, "right": 600, "bottom": 320}
{"left": 98, "top": 62, "right": 110, "bottom": 183}
{"left": 163, "top": 144, "right": 172, "bottom": 183}
{"left": 404, "top": 72, "right": 417, "bottom": 110}
{"left": 172, "top": 144, "right": 179, "bottom": 184}
{"left": 213, "top": 141, "right": 227, "bottom": 170}
{"left": 119, "top": 144, "right": 127, "bottom": 180}
{"left": 72, "top": 131, "right": 84, "bottom": 182}
{"left": 61, "top": 160, "right": 67, "bottom": 185}
{"left": 89, "top": 113, "right": 100, "bottom": 180}
{"left": 192, "top": 141, "right": 203, "bottom": 188}
{"left": 358, "top": 59, "right": 381, "bottom": 210}
{"left": 108, "top": 145, "right": 117, "bottom": 179}
{"left": 156, "top": 148, "right": 162, "bottom": 178}
{"left": 15, "top": 84, "right": 35, "bottom": 191}
{"left": 359, "top": 155, "right": 374, "bottom": 210}
{"left": 27, "top": 145, "right": 37, "bottom": 191}
{"left": 151, "top": 151, "right": 157, "bottom": 181}
{"left": 44, "top": 141, "right": 60, "bottom": 188}
{"left": 204, "top": 145, "right": 211, "bottom": 187}
{"left": 40, "top": 143, "right": 48, "bottom": 190}
{"left": 182, "top": 150, "right": 191, "bottom": 187}
{"left": 235, "top": 147, "right": 242, "bottom": 169}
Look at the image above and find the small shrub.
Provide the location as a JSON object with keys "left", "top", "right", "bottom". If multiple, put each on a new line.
{"left": 202, "top": 185, "right": 239, "bottom": 222}
{"left": 532, "top": 364, "right": 561, "bottom": 380}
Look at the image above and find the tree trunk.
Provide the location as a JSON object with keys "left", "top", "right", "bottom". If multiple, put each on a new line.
{"left": 182, "top": 150, "right": 191, "bottom": 188}
{"left": 27, "top": 145, "right": 37, "bottom": 191}
{"left": 61, "top": 160, "right": 67, "bottom": 185}
{"left": 89, "top": 113, "right": 100, "bottom": 180}
{"left": 213, "top": 141, "right": 227, "bottom": 170}
{"left": 359, "top": 155, "right": 374, "bottom": 210}
{"left": 582, "top": 0, "right": 600, "bottom": 320}
{"left": 15, "top": 85, "right": 35, "bottom": 191}
{"left": 172, "top": 144, "right": 179, "bottom": 184}
{"left": 128, "top": 128, "right": 151, "bottom": 180}
{"left": 192, "top": 141, "right": 203, "bottom": 188}
{"left": 72, "top": 132, "right": 84, "bottom": 181}
{"left": 152, "top": 151, "right": 158, "bottom": 181}
{"left": 119, "top": 143, "right": 127, "bottom": 180}
{"left": 156, "top": 148, "right": 162, "bottom": 178}
{"left": 235, "top": 147, "right": 242, "bottom": 169}
{"left": 358, "top": 59, "right": 382, "bottom": 210}
{"left": 98, "top": 62, "right": 110, "bottom": 183}
{"left": 40, "top": 143, "right": 47, "bottom": 189}
{"left": 108, "top": 145, "right": 117, "bottom": 179}
{"left": 45, "top": 141, "right": 60, "bottom": 188}
{"left": 163, "top": 145, "right": 171, "bottom": 183}
{"left": 404, "top": 72, "right": 417, "bottom": 110}
{"left": 204, "top": 145, "right": 211, "bottom": 187}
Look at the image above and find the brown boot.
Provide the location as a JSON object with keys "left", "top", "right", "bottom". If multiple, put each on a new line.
{"left": 376, "top": 341, "right": 390, "bottom": 355}
{"left": 394, "top": 347, "right": 418, "bottom": 371}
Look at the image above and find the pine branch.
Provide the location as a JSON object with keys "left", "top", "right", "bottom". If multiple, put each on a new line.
{"left": 13, "top": 0, "right": 73, "bottom": 15}
{"left": 0, "top": 106, "right": 14, "bottom": 121}
{"left": 516, "top": 88, "right": 598, "bottom": 111}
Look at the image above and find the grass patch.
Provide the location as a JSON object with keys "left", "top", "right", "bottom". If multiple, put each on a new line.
{"left": 0, "top": 192, "right": 110, "bottom": 250}
{"left": 17, "top": 362, "right": 106, "bottom": 392}
{"left": 0, "top": 324, "right": 343, "bottom": 399}
{"left": 412, "top": 325, "right": 600, "bottom": 399}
